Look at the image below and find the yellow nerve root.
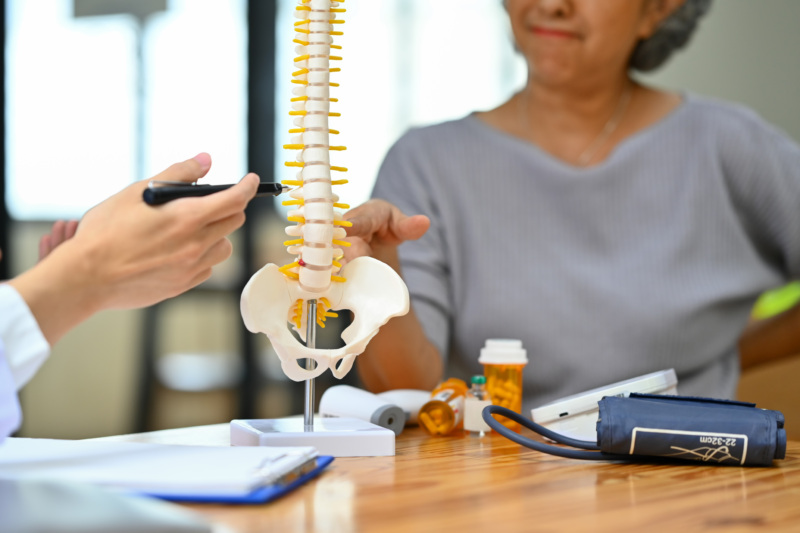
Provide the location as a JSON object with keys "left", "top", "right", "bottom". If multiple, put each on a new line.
{"left": 315, "top": 297, "right": 339, "bottom": 328}
{"left": 292, "top": 300, "right": 303, "bottom": 330}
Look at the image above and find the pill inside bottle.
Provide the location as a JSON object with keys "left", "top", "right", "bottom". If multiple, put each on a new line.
{"left": 418, "top": 378, "right": 468, "bottom": 436}
{"left": 479, "top": 339, "right": 528, "bottom": 432}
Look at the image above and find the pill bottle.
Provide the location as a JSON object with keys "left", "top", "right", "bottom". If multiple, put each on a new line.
{"left": 464, "top": 375, "right": 493, "bottom": 438}
{"left": 376, "top": 389, "right": 431, "bottom": 426}
{"left": 479, "top": 339, "right": 528, "bottom": 431}
{"left": 418, "top": 378, "right": 468, "bottom": 436}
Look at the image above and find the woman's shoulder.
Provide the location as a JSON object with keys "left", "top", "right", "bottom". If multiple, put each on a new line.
{"left": 391, "top": 114, "right": 490, "bottom": 150}
{"left": 682, "top": 93, "right": 774, "bottom": 131}
{"left": 674, "top": 93, "right": 799, "bottom": 160}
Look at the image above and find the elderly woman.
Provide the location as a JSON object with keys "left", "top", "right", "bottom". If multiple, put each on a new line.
{"left": 344, "top": 0, "right": 800, "bottom": 411}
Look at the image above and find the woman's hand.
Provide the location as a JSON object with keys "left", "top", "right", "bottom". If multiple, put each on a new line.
{"left": 39, "top": 220, "right": 79, "bottom": 261}
{"left": 343, "top": 199, "right": 429, "bottom": 270}
{"left": 343, "top": 199, "right": 441, "bottom": 391}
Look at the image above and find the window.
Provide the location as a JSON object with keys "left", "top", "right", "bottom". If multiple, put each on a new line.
{"left": 273, "top": 0, "right": 526, "bottom": 209}
{"left": 5, "top": 0, "right": 247, "bottom": 220}
{"left": 7, "top": 1, "right": 525, "bottom": 219}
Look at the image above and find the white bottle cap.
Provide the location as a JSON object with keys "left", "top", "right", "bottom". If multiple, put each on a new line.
{"left": 478, "top": 339, "right": 528, "bottom": 365}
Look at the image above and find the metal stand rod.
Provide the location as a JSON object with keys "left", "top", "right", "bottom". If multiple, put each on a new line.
{"left": 304, "top": 299, "right": 317, "bottom": 431}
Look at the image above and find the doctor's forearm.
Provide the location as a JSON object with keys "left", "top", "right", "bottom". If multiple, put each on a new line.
{"left": 8, "top": 244, "right": 102, "bottom": 346}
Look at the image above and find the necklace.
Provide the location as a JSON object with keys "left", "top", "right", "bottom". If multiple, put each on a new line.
{"left": 576, "top": 84, "right": 632, "bottom": 166}
{"left": 517, "top": 83, "right": 633, "bottom": 167}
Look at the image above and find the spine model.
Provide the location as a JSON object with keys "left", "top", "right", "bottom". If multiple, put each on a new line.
{"left": 241, "top": 0, "right": 410, "bottom": 382}
{"left": 281, "top": 0, "right": 349, "bottom": 335}
{"left": 282, "top": 0, "right": 349, "bottom": 295}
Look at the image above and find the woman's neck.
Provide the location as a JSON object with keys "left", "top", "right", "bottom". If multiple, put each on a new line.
{"left": 478, "top": 78, "right": 683, "bottom": 167}
{"left": 520, "top": 78, "right": 635, "bottom": 165}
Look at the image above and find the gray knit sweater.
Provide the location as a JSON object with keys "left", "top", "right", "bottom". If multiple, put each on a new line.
{"left": 372, "top": 93, "right": 800, "bottom": 412}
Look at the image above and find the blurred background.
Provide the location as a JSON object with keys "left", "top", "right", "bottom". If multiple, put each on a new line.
{"left": 2, "top": 0, "right": 799, "bottom": 439}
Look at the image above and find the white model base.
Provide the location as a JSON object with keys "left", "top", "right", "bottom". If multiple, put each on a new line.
{"left": 230, "top": 416, "right": 395, "bottom": 457}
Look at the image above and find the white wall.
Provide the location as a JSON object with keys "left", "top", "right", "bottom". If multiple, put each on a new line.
{"left": 638, "top": 0, "right": 800, "bottom": 142}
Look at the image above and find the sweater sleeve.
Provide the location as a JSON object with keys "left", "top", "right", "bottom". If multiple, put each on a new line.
{"left": 717, "top": 103, "right": 800, "bottom": 279}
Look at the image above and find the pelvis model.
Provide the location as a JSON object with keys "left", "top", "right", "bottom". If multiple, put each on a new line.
{"left": 241, "top": 0, "right": 409, "bottom": 382}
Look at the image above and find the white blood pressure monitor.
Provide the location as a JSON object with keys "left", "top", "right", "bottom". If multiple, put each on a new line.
{"left": 530, "top": 369, "right": 678, "bottom": 441}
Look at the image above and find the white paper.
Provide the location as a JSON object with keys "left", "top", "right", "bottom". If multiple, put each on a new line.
{"left": 0, "top": 438, "right": 318, "bottom": 497}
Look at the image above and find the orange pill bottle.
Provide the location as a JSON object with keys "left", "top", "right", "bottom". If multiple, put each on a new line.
{"left": 418, "top": 378, "right": 468, "bottom": 436}
{"left": 479, "top": 339, "right": 528, "bottom": 431}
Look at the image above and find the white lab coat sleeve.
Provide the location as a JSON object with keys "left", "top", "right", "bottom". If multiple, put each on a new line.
{"left": 0, "top": 340, "right": 23, "bottom": 442}
{"left": 0, "top": 283, "right": 51, "bottom": 390}
{"left": 0, "top": 283, "right": 51, "bottom": 443}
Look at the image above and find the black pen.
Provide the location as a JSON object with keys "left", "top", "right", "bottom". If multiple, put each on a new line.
{"left": 143, "top": 181, "right": 291, "bottom": 206}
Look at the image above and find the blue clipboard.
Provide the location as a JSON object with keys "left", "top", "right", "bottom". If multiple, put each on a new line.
{"left": 143, "top": 455, "right": 334, "bottom": 505}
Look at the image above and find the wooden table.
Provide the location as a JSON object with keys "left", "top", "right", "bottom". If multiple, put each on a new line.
{"left": 106, "top": 425, "right": 800, "bottom": 532}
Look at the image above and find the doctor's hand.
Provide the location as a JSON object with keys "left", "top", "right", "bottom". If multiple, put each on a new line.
{"left": 69, "top": 152, "right": 259, "bottom": 310}
{"left": 343, "top": 199, "right": 429, "bottom": 272}
{"left": 9, "top": 152, "right": 259, "bottom": 344}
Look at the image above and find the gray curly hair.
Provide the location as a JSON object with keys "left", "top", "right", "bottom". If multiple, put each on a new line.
{"left": 631, "top": 0, "right": 713, "bottom": 72}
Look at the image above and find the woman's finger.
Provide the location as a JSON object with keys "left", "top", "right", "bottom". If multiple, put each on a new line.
{"left": 65, "top": 220, "right": 79, "bottom": 241}
{"left": 344, "top": 200, "right": 396, "bottom": 240}
{"left": 38, "top": 235, "right": 53, "bottom": 261}
{"left": 394, "top": 214, "right": 430, "bottom": 242}
{"left": 51, "top": 220, "right": 66, "bottom": 248}
{"left": 342, "top": 237, "right": 373, "bottom": 262}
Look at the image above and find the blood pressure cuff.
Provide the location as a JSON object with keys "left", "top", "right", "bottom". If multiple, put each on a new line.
{"left": 597, "top": 394, "right": 786, "bottom": 466}
{"left": 483, "top": 394, "right": 786, "bottom": 467}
